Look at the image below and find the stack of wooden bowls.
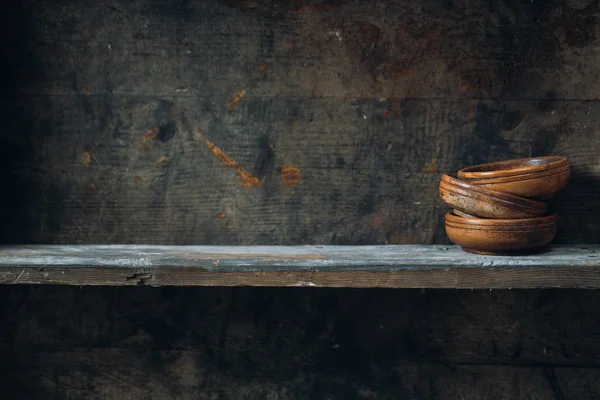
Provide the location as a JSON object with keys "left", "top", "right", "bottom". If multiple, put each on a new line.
{"left": 439, "top": 156, "right": 570, "bottom": 255}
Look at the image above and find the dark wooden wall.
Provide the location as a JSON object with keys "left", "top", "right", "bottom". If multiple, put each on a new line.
{"left": 3, "top": 286, "right": 600, "bottom": 399}
{"left": 2, "top": 0, "right": 600, "bottom": 398}
{"left": 1, "top": 0, "right": 600, "bottom": 245}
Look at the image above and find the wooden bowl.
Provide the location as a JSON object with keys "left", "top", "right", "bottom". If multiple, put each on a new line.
{"left": 460, "top": 167, "right": 570, "bottom": 199}
{"left": 457, "top": 156, "right": 570, "bottom": 199}
{"left": 452, "top": 210, "right": 478, "bottom": 218}
{"left": 445, "top": 212, "right": 557, "bottom": 255}
{"left": 439, "top": 174, "right": 548, "bottom": 219}
{"left": 463, "top": 163, "right": 569, "bottom": 184}
{"left": 457, "top": 156, "right": 569, "bottom": 180}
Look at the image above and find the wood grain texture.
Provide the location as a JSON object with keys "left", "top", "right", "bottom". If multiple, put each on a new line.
{"left": 0, "top": 245, "right": 598, "bottom": 288}
{"left": 6, "top": 0, "right": 600, "bottom": 100}
{"left": 1, "top": 0, "right": 600, "bottom": 245}
{"left": 2, "top": 0, "right": 600, "bottom": 397}
{"left": 4, "top": 287, "right": 600, "bottom": 398}
{"left": 3, "top": 95, "right": 600, "bottom": 245}
{"left": 4, "top": 349, "right": 600, "bottom": 399}
{"left": 4, "top": 287, "right": 600, "bottom": 367}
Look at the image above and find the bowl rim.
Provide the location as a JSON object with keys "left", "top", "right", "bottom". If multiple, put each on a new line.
{"left": 452, "top": 210, "right": 478, "bottom": 218}
{"left": 461, "top": 165, "right": 570, "bottom": 184}
{"left": 440, "top": 174, "right": 548, "bottom": 211}
{"left": 457, "top": 156, "right": 568, "bottom": 179}
{"left": 445, "top": 211, "right": 556, "bottom": 226}
{"left": 446, "top": 220, "right": 557, "bottom": 232}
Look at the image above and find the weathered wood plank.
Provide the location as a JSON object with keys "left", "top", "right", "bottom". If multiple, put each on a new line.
{"left": 2, "top": 0, "right": 600, "bottom": 247}
{"left": 1, "top": 244, "right": 598, "bottom": 271}
{"left": 5, "top": 287, "right": 600, "bottom": 367}
{"left": 7, "top": 0, "right": 600, "bottom": 100}
{"left": 4, "top": 287, "right": 600, "bottom": 397}
{"left": 3, "top": 347, "right": 600, "bottom": 399}
{"left": 2, "top": 95, "right": 600, "bottom": 245}
{"left": 2, "top": 1, "right": 600, "bottom": 398}
{"left": 2, "top": 1, "right": 600, "bottom": 246}
{"left": 0, "top": 245, "right": 598, "bottom": 288}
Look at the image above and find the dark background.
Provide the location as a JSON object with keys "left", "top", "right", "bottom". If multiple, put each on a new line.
{"left": 1, "top": 0, "right": 600, "bottom": 398}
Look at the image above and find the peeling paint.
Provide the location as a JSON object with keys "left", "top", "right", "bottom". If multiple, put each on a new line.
{"left": 294, "top": 281, "right": 317, "bottom": 287}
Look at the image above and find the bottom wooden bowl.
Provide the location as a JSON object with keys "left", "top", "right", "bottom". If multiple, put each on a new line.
{"left": 459, "top": 247, "right": 549, "bottom": 256}
{"left": 445, "top": 212, "right": 557, "bottom": 255}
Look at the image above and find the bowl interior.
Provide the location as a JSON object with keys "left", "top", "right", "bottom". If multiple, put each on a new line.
{"left": 461, "top": 156, "right": 564, "bottom": 173}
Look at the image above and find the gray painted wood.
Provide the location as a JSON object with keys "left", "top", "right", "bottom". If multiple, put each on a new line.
{"left": 0, "top": 245, "right": 598, "bottom": 288}
{"left": 0, "top": 244, "right": 598, "bottom": 271}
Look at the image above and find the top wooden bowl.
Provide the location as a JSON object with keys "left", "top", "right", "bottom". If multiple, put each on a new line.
{"left": 457, "top": 156, "right": 569, "bottom": 199}
{"left": 457, "top": 156, "right": 568, "bottom": 180}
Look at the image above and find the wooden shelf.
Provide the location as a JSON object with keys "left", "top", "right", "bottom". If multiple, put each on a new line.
{"left": 0, "top": 245, "right": 598, "bottom": 288}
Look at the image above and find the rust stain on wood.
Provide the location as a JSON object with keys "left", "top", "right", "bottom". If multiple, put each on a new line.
{"left": 228, "top": 89, "right": 247, "bottom": 109}
{"left": 219, "top": 213, "right": 227, "bottom": 219}
{"left": 197, "top": 129, "right": 260, "bottom": 187}
{"left": 256, "top": 63, "right": 269, "bottom": 73}
{"left": 144, "top": 127, "right": 159, "bottom": 141}
{"left": 389, "top": 68, "right": 412, "bottom": 79}
{"left": 281, "top": 166, "right": 302, "bottom": 186}
{"left": 81, "top": 152, "right": 93, "bottom": 167}
{"left": 423, "top": 159, "right": 437, "bottom": 173}
{"left": 155, "top": 156, "right": 169, "bottom": 166}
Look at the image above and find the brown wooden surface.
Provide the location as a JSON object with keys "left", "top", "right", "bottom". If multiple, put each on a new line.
{"left": 2, "top": 0, "right": 600, "bottom": 398}
{"left": 3, "top": 286, "right": 600, "bottom": 399}
{"left": 1, "top": 0, "right": 600, "bottom": 246}
{"left": 6, "top": 350, "right": 600, "bottom": 399}
{"left": 0, "top": 245, "right": 598, "bottom": 288}
{"left": 7, "top": 265, "right": 600, "bottom": 288}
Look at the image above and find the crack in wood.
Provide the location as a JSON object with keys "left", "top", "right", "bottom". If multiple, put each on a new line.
{"left": 125, "top": 271, "right": 153, "bottom": 285}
